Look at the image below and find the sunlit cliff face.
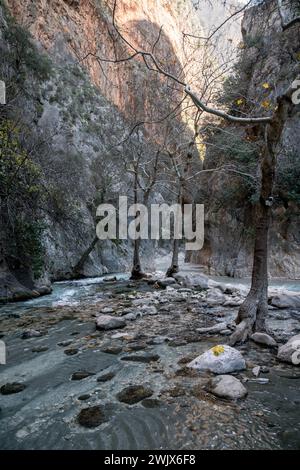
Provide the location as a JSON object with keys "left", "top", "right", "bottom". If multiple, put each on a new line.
{"left": 5, "top": 0, "right": 200, "bottom": 121}
{"left": 5, "top": 0, "right": 241, "bottom": 142}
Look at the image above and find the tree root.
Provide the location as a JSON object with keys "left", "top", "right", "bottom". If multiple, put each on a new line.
{"left": 229, "top": 319, "right": 254, "bottom": 345}
{"left": 166, "top": 265, "right": 179, "bottom": 277}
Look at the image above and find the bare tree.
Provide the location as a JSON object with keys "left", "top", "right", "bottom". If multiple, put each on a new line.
{"left": 84, "top": 0, "right": 299, "bottom": 342}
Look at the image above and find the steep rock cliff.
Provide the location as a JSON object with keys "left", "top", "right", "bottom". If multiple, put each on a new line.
{"left": 191, "top": 0, "right": 300, "bottom": 279}
{"left": 0, "top": 0, "right": 206, "bottom": 300}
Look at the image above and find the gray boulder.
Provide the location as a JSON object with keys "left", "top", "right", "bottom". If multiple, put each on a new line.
{"left": 96, "top": 314, "right": 126, "bottom": 330}
{"left": 173, "top": 272, "right": 209, "bottom": 289}
{"left": 139, "top": 305, "right": 157, "bottom": 315}
{"left": 21, "top": 329, "right": 43, "bottom": 339}
{"left": 100, "top": 307, "right": 115, "bottom": 314}
{"left": 188, "top": 345, "right": 246, "bottom": 374}
{"left": 157, "top": 278, "right": 176, "bottom": 288}
{"left": 271, "top": 293, "right": 300, "bottom": 309}
{"left": 250, "top": 332, "right": 277, "bottom": 348}
{"left": 205, "top": 288, "right": 227, "bottom": 306}
{"left": 277, "top": 334, "right": 300, "bottom": 365}
{"left": 207, "top": 375, "right": 247, "bottom": 400}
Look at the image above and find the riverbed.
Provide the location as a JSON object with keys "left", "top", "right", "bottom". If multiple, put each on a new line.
{"left": 0, "top": 268, "right": 299, "bottom": 450}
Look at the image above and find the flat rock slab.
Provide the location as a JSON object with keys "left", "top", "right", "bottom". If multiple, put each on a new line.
{"left": 96, "top": 315, "right": 126, "bottom": 330}
{"left": 117, "top": 385, "right": 153, "bottom": 404}
{"left": 188, "top": 345, "right": 246, "bottom": 374}
{"left": 208, "top": 375, "right": 247, "bottom": 400}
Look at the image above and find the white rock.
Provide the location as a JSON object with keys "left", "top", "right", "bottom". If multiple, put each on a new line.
{"left": 277, "top": 334, "right": 300, "bottom": 365}
{"left": 96, "top": 315, "right": 126, "bottom": 330}
{"left": 250, "top": 332, "right": 277, "bottom": 348}
{"left": 100, "top": 307, "right": 115, "bottom": 314}
{"left": 248, "top": 378, "right": 269, "bottom": 384}
{"left": 188, "top": 345, "right": 246, "bottom": 374}
{"left": 139, "top": 305, "right": 158, "bottom": 315}
{"left": 208, "top": 375, "right": 247, "bottom": 399}
{"left": 252, "top": 366, "right": 261, "bottom": 377}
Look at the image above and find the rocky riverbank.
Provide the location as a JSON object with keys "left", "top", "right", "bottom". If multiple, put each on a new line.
{"left": 0, "top": 274, "right": 299, "bottom": 449}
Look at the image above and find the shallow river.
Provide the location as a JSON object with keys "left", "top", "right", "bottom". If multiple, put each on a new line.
{"left": 0, "top": 269, "right": 299, "bottom": 450}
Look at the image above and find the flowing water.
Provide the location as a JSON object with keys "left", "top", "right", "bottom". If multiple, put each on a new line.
{"left": 0, "top": 267, "right": 299, "bottom": 450}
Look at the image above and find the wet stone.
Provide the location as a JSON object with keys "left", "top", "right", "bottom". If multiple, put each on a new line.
{"left": 117, "top": 385, "right": 153, "bottom": 404}
{"left": 64, "top": 348, "right": 79, "bottom": 356}
{"left": 97, "top": 371, "right": 116, "bottom": 382}
{"left": 121, "top": 354, "right": 160, "bottom": 363}
{"left": 142, "top": 398, "right": 162, "bottom": 408}
{"left": 101, "top": 345, "right": 122, "bottom": 355}
{"left": 78, "top": 394, "right": 91, "bottom": 401}
{"left": 125, "top": 342, "right": 147, "bottom": 351}
{"left": 164, "top": 386, "right": 186, "bottom": 397}
{"left": 0, "top": 382, "right": 26, "bottom": 395}
{"left": 58, "top": 340, "right": 73, "bottom": 347}
{"left": 77, "top": 405, "right": 107, "bottom": 428}
{"left": 32, "top": 346, "right": 49, "bottom": 353}
{"left": 168, "top": 339, "right": 187, "bottom": 347}
{"left": 71, "top": 371, "right": 95, "bottom": 381}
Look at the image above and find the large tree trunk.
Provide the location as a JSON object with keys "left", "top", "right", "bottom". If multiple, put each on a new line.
{"left": 131, "top": 237, "right": 144, "bottom": 279}
{"left": 166, "top": 183, "right": 182, "bottom": 277}
{"left": 230, "top": 91, "right": 295, "bottom": 344}
{"left": 130, "top": 169, "right": 144, "bottom": 280}
{"left": 72, "top": 235, "right": 99, "bottom": 279}
{"left": 166, "top": 237, "right": 180, "bottom": 277}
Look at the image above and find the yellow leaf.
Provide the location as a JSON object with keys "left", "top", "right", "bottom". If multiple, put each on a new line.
{"left": 261, "top": 100, "right": 271, "bottom": 108}
{"left": 236, "top": 98, "right": 244, "bottom": 106}
{"left": 262, "top": 82, "right": 270, "bottom": 89}
{"left": 211, "top": 345, "right": 225, "bottom": 356}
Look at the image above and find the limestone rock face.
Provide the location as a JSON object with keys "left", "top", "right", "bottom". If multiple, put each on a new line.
{"left": 1, "top": 0, "right": 213, "bottom": 286}
{"left": 189, "top": 0, "right": 300, "bottom": 279}
{"left": 188, "top": 345, "right": 246, "bottom": 374}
